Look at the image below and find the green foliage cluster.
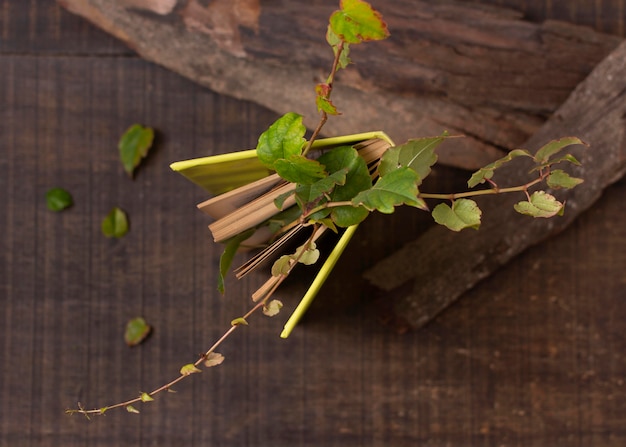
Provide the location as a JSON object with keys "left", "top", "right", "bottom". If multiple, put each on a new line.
{"left": 67, "top": 0, "right": 585, "bottom": 419}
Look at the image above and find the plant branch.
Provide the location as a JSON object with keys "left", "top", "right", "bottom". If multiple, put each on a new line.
{"left": 302, "top": 42, "right": 344, "bottom": 156}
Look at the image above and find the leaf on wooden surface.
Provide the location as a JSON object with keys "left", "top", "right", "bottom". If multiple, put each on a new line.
{"left": 139, "top": 392, "right": 154, "bottom": 402}
{"left": 263, "top": 299, "right": 283, "bottom": 317}
{"left": 101, "top": 207, "right": 129, "bottom": 238}
{"left": 125, "top": 405, "right": 140, "bottom": 414}
{"left": 230, "top": 317, "right": 249, "bottom": 326}
{"left": 46, "top": 187, "right": 73, "bottom": 212}
{"left": 432, "top": 199, "right": 482, "bottom": 231}
{"left": 204, "top": 352, "right": 225, "bottom": 368}
{"left": 179, "top": 364, "right": 202, "bottom": 375}
{"left": 118, "top": 124, "right": 154, "bottom": 177}
{"left": 124, "top": 317, "right": 152, "bottom": 347}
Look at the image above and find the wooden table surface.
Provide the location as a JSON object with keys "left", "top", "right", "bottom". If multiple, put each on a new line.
{"left": 1, "top": 1, "right": 625, "bottom": 446}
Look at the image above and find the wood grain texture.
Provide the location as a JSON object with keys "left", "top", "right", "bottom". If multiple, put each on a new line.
{"left": 57, "top": 0, "right": 623, "bottom": 169}
{"left": 1, "top": 1, "right": 626, "bottom": 446}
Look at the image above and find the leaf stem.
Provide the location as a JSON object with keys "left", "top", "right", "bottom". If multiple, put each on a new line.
{"left": 302, "top": 42, "right": 344, "bottom": 157}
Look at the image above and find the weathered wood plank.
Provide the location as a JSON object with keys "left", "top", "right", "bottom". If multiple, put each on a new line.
{"left": 364, "top": 40, "right": 626, "bottom": 331}
{"left": 58, "top": 0, "right": 622, "bottom": 169}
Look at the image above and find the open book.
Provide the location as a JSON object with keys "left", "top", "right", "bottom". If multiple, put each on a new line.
{"left": 170, "top": 131, "right": 394, "bottom": 337}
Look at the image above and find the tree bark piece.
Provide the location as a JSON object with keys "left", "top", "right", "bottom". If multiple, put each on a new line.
{"left": 363, "top": 40, "right": 626, "bottom": 331}
{"left": 58, "top": 0, "right": 622, "bottom": 169}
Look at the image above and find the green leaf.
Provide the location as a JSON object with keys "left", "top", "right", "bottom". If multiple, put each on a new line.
{"left": 295, "top": 168, "right": 348, "bottom": 209}
{"left": 124, "top": 317, "right": 152, "bottom": 347}
{"left": 256, "top": 113, "right": 306, "bottom": 169}
{"left": 274, "top": 190, "right": 295, "bottom": 210}
{"left": 295, "top": 241, "right": 320, "bottom": 265}
{"left": 329, "top": 0, "right": 390, "bottom": 44}
{"left": 263, "top": 300, "right": 283, "bottom": 317}
{"left": 316, "top": 95, "right": 340, "bottom": 115}
{"left": 352, "top": 167, "right": 423, "bottom": 214}
{"left": 514, "top": 191, "right": 564, "bottom": 218}
{"left": 230, "top": 317, "right": 249, "bottom": 326}
{"left": 46, "top": 187, "right": 73, "bottom": 212}
{"left": 326, "top": 26, "right": 351, "bottom": 69}
{"left": 432, "top": 199, "right": 482, "bottom": 231}
{"left": 204, "top": 352, "right": 225, "bottom": 368}
{"left": 274, "top": 155, "right": 328, "bottom": 185}
{"left": 118, "top": 124, "right": 154, "bottom": 177}
{"left": 378, "top": 135, "right": 445, "bottom": 183}
{"left": 180, "top": 363, "right": 202, "bottom": 375}
{"left": 315, "top": 83, "right": 340, "bottom": 115}
{"left": 319, "top": 145, "right": 372, "bottom": 227}
{"left": 101, "top": 207, "right": 129, "bottom": 238}
{"left": 140, "top": 392, "right": 154, "bottom": 402}
{"left": 125, "top": 405, "right": 140, "bottom": 414}
{"left": 271, "top": 255, "right": 292, "bottom": 277}
{"left": 218, "top": 229, "right": 255, "bottom": 294}
{"left": 531, "top": 153, "right": 582, "bottom": 172}
{"left": 534, "top": 137, "right": 585, "bottom": 164}
{"left": 547, "top": 170, "right": 584, "bottom": 189}
{"left": 467, "top": 149, "right": 533, "bottom": 188}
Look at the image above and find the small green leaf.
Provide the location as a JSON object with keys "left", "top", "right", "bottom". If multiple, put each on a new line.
{"left": 125, "top": 405, "right": 140, "bottom": 414}
{"left": 204, "top": 352, "right": 225, "bottom": 368}
{"left": 99, "top": 407, "right": 108, "bottom": 415}
{"left": 271, "top": 255, "right": 292, "bottom": 277}
{"left": 514, "top": 191, "right": 564, "bottom": 218}
{"left": 140, "top": 392, "right": 154, "bottom": 402}
{"left": 274, "top": 190, "right": 295, "bottom": 210}
{"left": 432, "top": 199, "right": 482, "bottom": 231}
{"left": 467, "top": 149, "right": 533, "bottom": 188}
{"left": 296, "top": 241, "right": 320, "bottom": 265}
{"left": 180, "top": 364, "right": 202, "bottom": 375}
{"left": 118, "top": 124, "right": 154, "bottom": 177}
{"left": 218, "top": 229, "right": 255, "bottom": 294}
{"left": 316, "top": 95, "right": 340, "bottom": 115}
{"left": 329, "top": 0, "right": 390, "bottom": 44}
{"left": 326, "top": 26, "right": 351, "bottom": 69}
{"left": 230, "top": 317, "right": 249, "bottom": 326}
{"left": 256, "top": 113, "right": 306, "bottom": 169}
{"left": 263, "top": 300, "right": 283, "bottom": 317}
{"left": 124, "top": 317, "right": 152, "bottom": 347}
{"left": 352, "top": 167, "right": 423, "bottom": 214}
{"left": 534, "top": 137, "right": 585, "bottom": 164}
{"left": 379, "top": 135, "right": 446, "bottom": 183}
{"left": 295, "top": 168, "right": 348, "bottom": 208}
{"left": 547, "top": 170, "right": 584, "bottom": 189}
{"left": 101, "top": 207, "right": 129, "bottom": 238}
{"left": 274, "top": 155, "right": 328, "bottom": 185}
{"left": 46, "top": 187, "right": 73, "bottom": 211}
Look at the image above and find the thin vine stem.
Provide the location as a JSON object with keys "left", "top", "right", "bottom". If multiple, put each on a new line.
{"left": 303, "top": 175, "right": 547, "bottom": 218}
{"left": 67, "top": 226, "right": 320, "bottom": 417}
{"left": 302, "top": 42, "right": 344, "bottom": 157}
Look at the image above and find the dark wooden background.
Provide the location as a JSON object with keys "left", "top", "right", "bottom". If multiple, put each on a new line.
{"left": 1, "top": 1, "right": 625, "bottom": 446}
